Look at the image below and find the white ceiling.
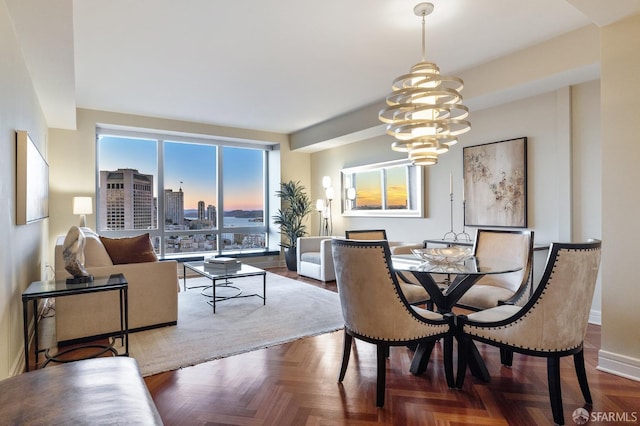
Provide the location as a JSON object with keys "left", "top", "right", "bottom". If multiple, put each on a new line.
{"left": 6, "top": 0, "right": 640, "bottom": 134}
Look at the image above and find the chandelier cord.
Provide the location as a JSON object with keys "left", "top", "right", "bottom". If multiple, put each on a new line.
{"left": 421, "top": 12, "right": 426, "bottom": 62}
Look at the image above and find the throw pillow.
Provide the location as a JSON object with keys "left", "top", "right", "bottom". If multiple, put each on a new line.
{"left": 99, "top": 233, "right": 158, "bottom": 265}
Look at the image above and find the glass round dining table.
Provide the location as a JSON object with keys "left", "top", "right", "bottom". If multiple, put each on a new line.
{"left": 392, "top": 254, "right": 523, "bottom": 379}
{"left": 392, "top": 254, "right": 523, "bottom": 314}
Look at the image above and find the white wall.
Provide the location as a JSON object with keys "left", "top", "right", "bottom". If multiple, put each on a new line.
{"left": 0, "top": 1, "right": 49, "bottom": 378}
{"left": 572, "top": 80, "right": 603, "bottom": 319}
{"left": 599, "top": 13, "right": 640, "bottom": 381}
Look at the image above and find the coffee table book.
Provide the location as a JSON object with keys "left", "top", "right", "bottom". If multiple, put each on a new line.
{"left": 204, "top": 257, "right": 241, "bottom": 273}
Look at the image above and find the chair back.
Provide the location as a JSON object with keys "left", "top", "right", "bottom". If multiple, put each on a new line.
{"left": 345, "top": 229, "right": 387, "bottom": 240}
{"left": 473, "top": 229, "right": 533, "bottom": 301}
{"left": 331, "top": 238, "right": 447, "bottom": 341}
{"left": 473, "top": 240, "right": 602, "bottom": 352}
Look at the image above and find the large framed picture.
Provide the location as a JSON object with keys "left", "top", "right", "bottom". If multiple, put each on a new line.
{"left": 16, "top": 130, "right": 49, "bottom": 225}
{"left": 463, "top": 137, "right": 527, "bottom": 228}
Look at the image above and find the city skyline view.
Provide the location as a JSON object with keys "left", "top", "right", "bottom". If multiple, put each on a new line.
{"left": 98, "top": 135, "right": 264, "bottom": 211}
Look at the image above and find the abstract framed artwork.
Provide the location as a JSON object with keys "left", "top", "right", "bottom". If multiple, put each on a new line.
{"left": 16, "top": 130, "right": 49, "bottom": 225}
{"left": 463, "top": 137, "right": 527, "bottom": 228}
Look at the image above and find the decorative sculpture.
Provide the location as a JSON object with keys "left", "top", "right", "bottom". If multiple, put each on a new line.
{"left": 62, "top": 226, "right": 94, "bottom": 284}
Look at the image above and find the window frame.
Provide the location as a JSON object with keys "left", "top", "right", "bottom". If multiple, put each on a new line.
{"left": 340, "top": 159, "right": 424, "bottom": 217}
{"left": 96, "top": 126, "right": 273, "bottom": 259}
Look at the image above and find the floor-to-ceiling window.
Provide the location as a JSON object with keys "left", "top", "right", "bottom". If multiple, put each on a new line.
{"left": 97, "top": 128, "right": 270, "bottom": 258}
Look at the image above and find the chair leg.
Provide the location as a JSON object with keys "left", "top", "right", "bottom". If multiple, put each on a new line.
{"left": 338, "top": 331, "right": 352, "bottom": 382}
{"left": 376, "top": 344, "right": 388, "bottom": 407}
{"left": 443, "top": 335, "right": 454, "bottom": 388}
{"left": 500, "top": 348, "right": 514, "bottom": 367}
{"left": 547, "top": 356, "right": 565, "bottom": 425}
{"left": 456, "top": 336, "right": 469, "bottom": 389}
{"left": 574, "top": 349, "right": 593, "bottom": 404}
{"left": 409, "top": 341, "right": 435, "bottom": 375}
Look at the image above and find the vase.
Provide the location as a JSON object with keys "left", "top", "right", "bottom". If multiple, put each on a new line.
{"left": 284, "top": 247, "right": 297, "bottom": 271}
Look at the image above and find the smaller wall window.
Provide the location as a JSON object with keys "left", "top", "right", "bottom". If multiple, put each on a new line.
{"left": 341, "top": 159, "right": 423, "bottom": 217}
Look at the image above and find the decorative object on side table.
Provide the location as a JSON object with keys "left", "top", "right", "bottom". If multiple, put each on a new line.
{"left": 62, "top": 225, "right": 94, "bottom": 284}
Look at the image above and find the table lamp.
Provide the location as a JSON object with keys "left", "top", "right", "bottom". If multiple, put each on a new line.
{"left": 73, "top": 196, "right": 93, "bottom": 228}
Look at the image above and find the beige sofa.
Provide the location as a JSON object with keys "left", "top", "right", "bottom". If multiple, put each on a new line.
{"left": 54, "top": 228, "right": 179, "bottom": 343}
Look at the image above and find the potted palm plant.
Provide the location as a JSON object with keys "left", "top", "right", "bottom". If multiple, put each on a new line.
{"left": 273, "top": 180, "right": 313, "bottom": 271}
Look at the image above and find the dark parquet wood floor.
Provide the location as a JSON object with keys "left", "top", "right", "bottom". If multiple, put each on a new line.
{"left": 142, "top": 268, "right": 640, "bottom": 426}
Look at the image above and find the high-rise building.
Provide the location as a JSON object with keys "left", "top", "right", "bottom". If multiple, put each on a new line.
{"left": 206, "top": 204, "right": 217, "bottom": 227}
{"left": 197, "top": 201, "right": 205, "bottom": 220}
{"left": 164, "top": 188, "right": 184, "bottom": 226}
{"left": 99, "top": 168, "right": 154, "bottom": 230}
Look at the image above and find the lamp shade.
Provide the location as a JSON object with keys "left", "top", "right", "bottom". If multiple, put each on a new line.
{"left": 73, "top": 197, "right": 93, "bottom": 215}
{"left": 322, "top": 176, "right": 331, "bottom": 189}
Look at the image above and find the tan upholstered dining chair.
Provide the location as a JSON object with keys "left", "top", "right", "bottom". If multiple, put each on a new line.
{"left": 345, "top": 229, "right": 430, "bottom": 306}
{"left": 455, "top": 240, "right": 601, "bottom": 426}
{"left": 331, "top": 238, "right": 455, "bottom": 407}
{"left": 455, "top": 228, "right": 533, "bottom": 311}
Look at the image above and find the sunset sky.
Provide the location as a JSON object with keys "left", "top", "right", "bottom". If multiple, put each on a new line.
{"left": 354, "top": 166, "right": 407, "bottom": 209}
{"left": 99, "top": 136, "right": 264, "bottom": 211}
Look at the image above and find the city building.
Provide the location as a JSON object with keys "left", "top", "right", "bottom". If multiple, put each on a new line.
{"left": 98, "top": 168, "right": 154, "bottom": 230}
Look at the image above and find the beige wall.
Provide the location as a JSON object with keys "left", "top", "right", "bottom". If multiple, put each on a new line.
{"left": 599, "top": 13, "right": 640, "bottom": 380}
{"left": 2, "top": 1, "right": 638, "bottom": 383}
{"left": 0, "top": 1, "right": 49, "bottom": 378}
{"left": 310, "top": 83, "right": 601, "bottom": 301}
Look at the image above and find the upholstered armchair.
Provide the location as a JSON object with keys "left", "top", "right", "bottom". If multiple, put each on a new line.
{"left": 456, "top": 240, "right": 601, "bottom": 426}
{"left": 296, "top": 236, "right": 335, "bottom": 282}
{"left": 332, "top": 238, "right": 455, "bottom": 407}
{"left": 456, "top": 228, "right": 534, "bottom": 311}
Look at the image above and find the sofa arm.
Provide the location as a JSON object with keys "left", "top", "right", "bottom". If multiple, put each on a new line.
{"left": 55, "top": 260, "right": 179, "bottom": 343}
{"left": 320, "top": 238, "right": 336, "bottom": 281}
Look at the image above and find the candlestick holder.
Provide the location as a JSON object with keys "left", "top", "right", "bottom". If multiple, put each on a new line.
{"left": 442, "top": 193, "right": 456, "bottom": 240}
{"left": 455, "top": 200, "right": 472, "bottom": 242}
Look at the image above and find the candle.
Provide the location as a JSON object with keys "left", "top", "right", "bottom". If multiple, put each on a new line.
{"left": 462, "top": 179, "right": 465, "bottom": 201}
{"left": 449, "top": 173, "right": 453, "bottom": 195}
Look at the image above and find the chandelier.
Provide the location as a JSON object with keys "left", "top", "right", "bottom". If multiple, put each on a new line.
{"left": 379, "top": 2, "right": 470, "bottom": 166}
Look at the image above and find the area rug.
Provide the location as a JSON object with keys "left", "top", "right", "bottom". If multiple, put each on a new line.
{"left": 128, "top": 272, "right": 343, "bottom": 376}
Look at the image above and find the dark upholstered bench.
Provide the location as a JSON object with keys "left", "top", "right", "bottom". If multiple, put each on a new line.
{"left": 0, "top": 357, "right": 162, "bottom": 424}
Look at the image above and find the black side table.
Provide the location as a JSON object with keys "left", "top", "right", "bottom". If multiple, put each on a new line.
{"left": 22, "top": 273, "right": 129, "bottom": 371}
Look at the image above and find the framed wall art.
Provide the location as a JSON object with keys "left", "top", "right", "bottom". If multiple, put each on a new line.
{"left": 463, "top": 137, "right": 527, "bottom": 228}
{"left": 16, "top": 130, "right": 49, "bottom": 225}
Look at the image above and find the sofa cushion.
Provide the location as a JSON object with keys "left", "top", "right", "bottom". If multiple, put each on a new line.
{"left": 99, "top": 233, "right": 158, "bottom": 265}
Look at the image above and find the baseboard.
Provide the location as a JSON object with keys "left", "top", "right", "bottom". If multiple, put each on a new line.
{"left": 589, "top": 309, "right": 601, "bottom": 325}
{"left": 58, "top": 321, "right": 177, "bottom": 347}
{"left": 597, "top": 349, "right": 640, "bottom": 382}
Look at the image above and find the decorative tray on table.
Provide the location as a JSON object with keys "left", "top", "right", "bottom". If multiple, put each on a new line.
{"left": 411, "top": 246, "right": 473, "bottom": 265}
